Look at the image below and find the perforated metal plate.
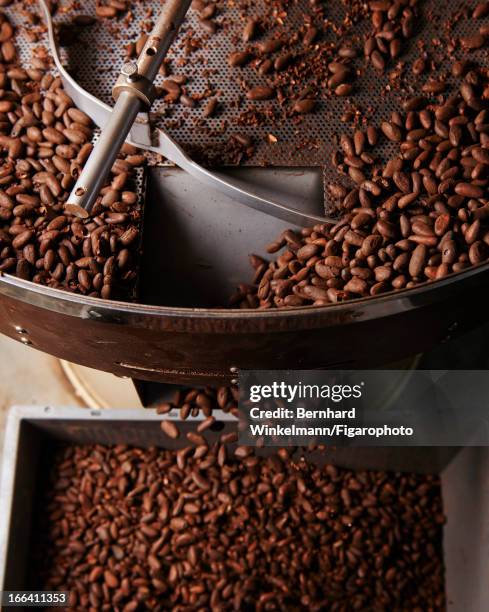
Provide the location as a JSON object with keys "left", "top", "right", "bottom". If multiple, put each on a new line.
{"left": 4, "top": 4, "right": 147, "bottom": 210}
{"left": 5, "top": 0, "right": 488, "bottom": 197}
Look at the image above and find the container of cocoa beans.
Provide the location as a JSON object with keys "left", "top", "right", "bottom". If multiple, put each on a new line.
{"left": 1, "top": 405, "right": 488, "bottom": 611}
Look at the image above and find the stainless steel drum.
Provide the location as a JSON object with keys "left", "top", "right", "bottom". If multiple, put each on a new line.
{"left": 0, "top": 0, "right": 487, "bottom": 385}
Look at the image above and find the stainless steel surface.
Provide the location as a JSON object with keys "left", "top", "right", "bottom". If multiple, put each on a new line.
{"left": 443, "top": 448, "right": 489, "bottom": 612}
{"left": 37, "top": 0, "right": 335, "bottom": 226}
{"left": 141, "top": 167, "right": 325, "bottom": 306}
{"left": 67, "top": 0, "right": 192, "bottom": 213}
{"left": 67, "top": 91, "right": 142, "bottom": 215}
{"left": 120, "top": 0, "right": 193, "bottom": 86}
{"left": 145, "top": 134, "right": 335, "bottom": 226}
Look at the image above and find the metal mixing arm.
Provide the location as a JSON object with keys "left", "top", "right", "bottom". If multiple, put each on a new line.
{"left": 38, "top": 0, "right": 335, "bottom": 226}
{"left": 65, "top": 0, "right": 193, "bottom": 215}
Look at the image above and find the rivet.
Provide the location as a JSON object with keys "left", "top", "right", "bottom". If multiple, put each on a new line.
{"left": 20, "top": 337, "right": 32, "bottom": 345}
{"left": 121, "top": 61, "right": 139, "bottom": 81}
{"left": 230, "top": 366, "right": 239, "bottom": 374}
{"left": 231, "top": 378, "right": 239, "bottom": 385}
{"left": 14, "top": 325, "right": 27, "bottom": 334}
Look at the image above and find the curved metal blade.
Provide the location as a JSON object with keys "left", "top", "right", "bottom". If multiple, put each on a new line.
{"left": 150, "top": 130, "right": 334, "bottom": 226}
{"left": 37, "top": 0, "right": 336, "bottom": 227}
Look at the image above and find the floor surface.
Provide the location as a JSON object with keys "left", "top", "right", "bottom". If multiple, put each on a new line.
{"left": 0, "top": 335, "right": 141, "bottom": 464}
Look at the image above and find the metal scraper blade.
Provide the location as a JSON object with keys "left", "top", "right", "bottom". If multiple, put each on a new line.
{"left": 38, "top": 0, "right": 336, "bottom": 227}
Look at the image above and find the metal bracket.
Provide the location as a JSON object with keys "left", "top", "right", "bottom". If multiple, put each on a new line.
{"left": 113, "top": 62, "right": 157, "bottom": 107}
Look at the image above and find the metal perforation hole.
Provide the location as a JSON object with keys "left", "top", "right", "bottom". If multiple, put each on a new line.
{"left": 5, "top": 0, "right": 483, "bottom": 198}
